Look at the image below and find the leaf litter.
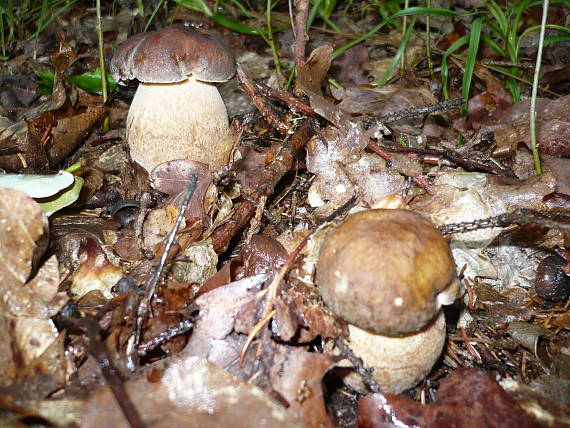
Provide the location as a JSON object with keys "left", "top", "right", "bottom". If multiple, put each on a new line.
{"left": 0, "top": 2, "right": 569, "bottom": 428}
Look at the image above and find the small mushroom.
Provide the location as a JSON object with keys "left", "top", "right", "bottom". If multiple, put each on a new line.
{"left": 110, "top": 27, "right": 236, "bottom": 172}
{"left": 316, "top": 209, "right": 459, "bottom": 393}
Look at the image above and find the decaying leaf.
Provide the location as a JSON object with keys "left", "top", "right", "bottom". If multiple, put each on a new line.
{"left": 481, "top": 94, "right": 570, "bottom": 156}
{"left": 306, "top": 126, "right": 405, "bottom": 209}
{"left": 0, "top": 188, "right": 68, "bottom": 389}
{"left": 151, "top": 159, "right": 213, "bottom": 223}
{"left": 50, "top": 215, "right": 123, "bottom": 301}
{"left": 358, "top": 368, "right": 538, "bottom": 428}
{"left": 501, "top": 376, "right": 570, "bottom": 427}
{"left": 81, "top": 356, "right": 304, "bottom": 428}
{"left": 171, "top": 240, "right": 218, "bottom": 284}
{"left": 269, "top": 345, "right": 335, "bottom": 428}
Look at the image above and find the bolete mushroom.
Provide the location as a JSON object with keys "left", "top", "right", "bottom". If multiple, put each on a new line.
{"left": 110, "top": 27, "right": 236, "bottom": 172}
{"left": 316, "top": 209, "right": 459, "bottom": 393}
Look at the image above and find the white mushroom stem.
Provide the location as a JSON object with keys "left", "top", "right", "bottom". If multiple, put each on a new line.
{"left": 126, "top": 76, "right": 232, "bottom": 172}
{"left": 343, "top": 311, "right": 446, "bottom": 394}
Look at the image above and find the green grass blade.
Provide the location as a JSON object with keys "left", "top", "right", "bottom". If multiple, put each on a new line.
{"left": 144, "top": 0, "right": 165, "bottom": 31}
{"left": 211, "top": 15, "right": 267, "bottom": 35}
{"left": 307, "top": 0, "right": 324, "bottom": 28}
{"left": 332, "top": 20, "right": 388, "bottom": 59}
{"left": 485, "top": 0, "right": 508, "bottom": 35}
{"left": 391, "top": 7, "right": 458, "bottom": 18}
{"left": 517, "top": 24, "right": 570, "bottom": 53}
{"left": 377, "top": 15, "right": 417, "bottom": 86}
{"left": 543, "top": 34, "right": 570, "bottom": 45}
{"left": 29, "top": 0, "right": 79, "bottom": 41}
{"left": 462, "top": 17, "right": 482, "bottom": 116}
{"left": 530, "top": 0, "right": 549, "bottom": 175}
{"left": 441, "top": 35, "right": 469, "bottom": 100}
{"left": 481, "top": 34, "right": 506, "bottom": 57}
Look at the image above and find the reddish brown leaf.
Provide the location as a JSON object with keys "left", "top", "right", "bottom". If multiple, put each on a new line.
{"left": 358, "top": 369, "right": 538, "bottom": 428}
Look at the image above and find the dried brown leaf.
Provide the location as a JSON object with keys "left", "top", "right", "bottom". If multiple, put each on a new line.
{"left": 270, "top": 346, "right": 335, "bottom": 428}
{"left": 482, "top": 94, "right": 570, "bottom": 156}
{"left": 81, "top": 356, "right": 303, "bottom": 428}
{"left": 358, "top": 368, "right": 538, "bottom": 428}
{"left": 47, "top": 106, "right": 105, "bottom": 167}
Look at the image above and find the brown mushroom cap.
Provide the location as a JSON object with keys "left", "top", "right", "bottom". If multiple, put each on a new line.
{"left": 110, "top": 27, "right": 236, "bottom": 85}
{"left": 317, "top": 209, "right": 458, "bottom": 335}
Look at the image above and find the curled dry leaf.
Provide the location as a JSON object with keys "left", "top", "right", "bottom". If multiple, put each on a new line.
{"left": 142, "top": 204, "right": 183, "bottom": 250}
{"left": 81, "top": 356, "right": 303, "bottom": 428}
{"left": 150, "top": 159, "right": 213, "bottom": 223}
{"left": 413, "top": 170, "right": 555, "bottom": 246}
{"left": 171, "top": 240, "right": 218, "bottom": 285}
{"left": 412, "top": 171, "right": 508, "bottom": 247}
{"left": 0, "top": 187, "right": 49, "bottom": 290}
{"left": 0, "top": 187, "right": 67, "bottom": 318}
{"left": 330, "top": 43, "right": 370, "bottom": 85}
{"left": 0, "top": 188, "right": 68, "bottom": 389}
{"left": 0, "top": 44, "right": 94, "bottom": 173}
{"left": 534, "top": 254, "right": 570, "bottom": 301}
{"left": 358, "top": 368, "right": 538, "bottom": 428}
{"left": 47, "top": 105, "right": 105, "bottom": 167}
{"left": 67, "top": 236, "right": 124, "bottom": 300}
{"left": 243, "top": 234, "right": 288, "bottom": 276}
{"left": 473, "top": 282, "right": 534, "bottom": 325}
{"left": 181, "top": 273, "right": 270, "bottom": 372}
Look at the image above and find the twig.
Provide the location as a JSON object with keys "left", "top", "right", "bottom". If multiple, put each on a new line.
{"left": 237, "top": 67, "right": 291, "bottom": 135}
{"left": 137, "top": 319, "right": 194, "bottom": 356}
{"left": 480, "top": 59, "right": 536, "bottom": 69}
{"left": 367, "top": 140, "right": 433, "bottom": 193}
{"left": 335, "top": 337, "right": 381, "bottom": 393}
{"left": 62, "top": 317, "right": 143, "bottom": 428}
{"left": 253, "top": 81, "right": 317, "bottom": 117}
{"left": 128, "top": 175, "right": 198, "bottom": 368}
{"left": 292, "top": 0, "right": 310, "bottom": 70}
{"left": 437, "top": 208, "right": 570, "bottom": 236}
{"left": 384, "top": 145, "right": 512, "bottom": 176}
{"left": 245, "top": 195, "right": 268, "bottom": 245}
{"left": 211, "top": 120, "right": 315, "bottom": 253}
{"left": 378, "top": 98, "right": 463, "bottom": 124}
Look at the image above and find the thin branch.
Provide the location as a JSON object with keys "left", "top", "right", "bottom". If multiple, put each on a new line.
{"left": 384, "top": 145, "right": 512, "bottom": 176}
{"left": 129, "top": 174, "right": 197, "bottom": 367}
{"left": 292, "top": 0, "right": 309, "bottom": 70}
{"left": 437, "top": 208, "right": 570, "bottom": 235}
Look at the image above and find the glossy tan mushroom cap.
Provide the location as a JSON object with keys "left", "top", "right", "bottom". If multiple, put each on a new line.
{"left": 317, "top": 209, "right": 458, "bottom": 334}
{"left": 110, "top": 27, "right": 236, "bottom": 84}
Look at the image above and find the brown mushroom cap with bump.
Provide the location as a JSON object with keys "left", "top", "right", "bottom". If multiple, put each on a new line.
{"left": 110, "top": 27, "right": 235, "bottom": 85}
{"left": 317, "top": 209, "right": 458, "bottom": 335}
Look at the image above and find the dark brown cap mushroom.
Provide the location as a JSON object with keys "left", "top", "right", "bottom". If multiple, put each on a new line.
{"left": 110, "top": 27, "right": 235, "bottom": 84}
{"left": 110, "top": 27, "right": 236, "bottom": 172}
{"left": 317, "top": 208, "right": 458, "bottom": 335}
